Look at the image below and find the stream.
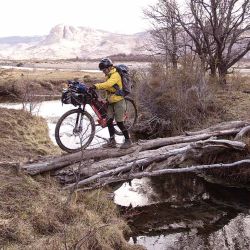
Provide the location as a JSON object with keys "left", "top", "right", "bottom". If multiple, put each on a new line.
{"left": 1, "top": 100, "right": 250, "bottom": 249}
{"left": 116, "top": 174, "right": 250, "bottom": 249}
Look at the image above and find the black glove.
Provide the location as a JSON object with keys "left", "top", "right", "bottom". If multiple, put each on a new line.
{"left": 89, "top": 85, "right": 96, "bottom": 90}
{"left": 88, "top": 85, "right": 98, "bottom": 98}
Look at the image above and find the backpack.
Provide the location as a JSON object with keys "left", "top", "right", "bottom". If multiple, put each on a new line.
{"left": 113, "top": 64, "right": 131, "bottom": 96}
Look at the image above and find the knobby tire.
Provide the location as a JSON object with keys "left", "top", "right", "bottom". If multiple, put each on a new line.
{"left": 55, "top": 109, "right": 95, "bottom": 153}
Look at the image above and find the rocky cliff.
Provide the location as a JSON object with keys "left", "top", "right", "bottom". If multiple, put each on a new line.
{"left": 0, "top": 24, "right": 149, "bottom": 60}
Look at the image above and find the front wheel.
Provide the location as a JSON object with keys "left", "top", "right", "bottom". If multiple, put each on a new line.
{"left": 55, "top": 109, "right": 95, "bottom": 153}
{"left": 114, "top": 97, "right": 138, "bottom": 135}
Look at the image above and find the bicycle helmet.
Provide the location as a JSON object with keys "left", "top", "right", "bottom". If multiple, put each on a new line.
{"left": 99, "top": 58, "right": 113, "bottom": 70}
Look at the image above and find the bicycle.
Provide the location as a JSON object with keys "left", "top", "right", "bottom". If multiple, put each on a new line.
{"left": 55, "top": 80, "right": 137, "bottom": 153}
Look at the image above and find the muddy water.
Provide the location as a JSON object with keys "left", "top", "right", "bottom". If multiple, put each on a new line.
{"left": 114, "top": 174, "right": 250, "bottom": 250}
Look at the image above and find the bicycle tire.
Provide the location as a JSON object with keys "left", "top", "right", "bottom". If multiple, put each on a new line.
{"left": 114, "top": 97, "right": 138, "bottom": 136}
{"left": 55, "top": 109, "right": 95, "bottom": 153}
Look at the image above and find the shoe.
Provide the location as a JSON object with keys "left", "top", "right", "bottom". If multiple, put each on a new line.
{"left": 120, "top": 139, "right": 132, "bottom": 149}
{"left": 102, "top": 138, "right": 117, "bottom": 148}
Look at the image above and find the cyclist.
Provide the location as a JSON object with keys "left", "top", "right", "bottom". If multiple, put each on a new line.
{"left": 91, "top": 58, "right": 132, "bottom": 149}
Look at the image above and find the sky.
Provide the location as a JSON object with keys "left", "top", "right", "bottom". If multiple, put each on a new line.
{"left": 0, "top": 0, "right": 158, "bottom": 37}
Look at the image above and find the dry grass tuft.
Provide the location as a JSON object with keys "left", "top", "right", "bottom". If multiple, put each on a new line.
{"left": 0, "top": 79, "right": 143, "bottom": 249}
{"left": 0, "top": 108, "right": 60, "bottom": 161}
{"left": 0, "top": 169, "right": 143, "bottom": 249}
{"left": 0, "top": 106, "right": 141, "bottom": 248}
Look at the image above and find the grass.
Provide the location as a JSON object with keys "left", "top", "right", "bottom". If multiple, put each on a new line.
{"left": 0, "top": 108, "right": 60, "bottom": 162}
{"left": 0, "top": 67, "right": 102, "bottom": 82}
{"left": 0, "top": 68, "right": 103, "bottom": 102}
{"left": 0, "top": 170, "right": 144, "bottom": 249}
{"left": 216, "top": 73, "right": 250, "bottom": 121}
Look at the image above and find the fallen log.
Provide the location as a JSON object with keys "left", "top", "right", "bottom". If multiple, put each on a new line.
{"left": 185, "top": 120, "right": 250, "bottom": 136}
{"left": 22, "top": 147, "right": 136, "bottom": 175}
{"left": 64, "top": 139, "right": 247, "bottom": 188}
{"left": 56, "top": 142, "right": 190, "bottom": 183}
{"left": 74, "top": 159, "right": 250, "bottom": 191}
{"left": 22, "top": 120, "right": 250, "bottom": 175}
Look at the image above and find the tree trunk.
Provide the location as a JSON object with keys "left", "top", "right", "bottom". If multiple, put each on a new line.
{"left": 218, "top": 65, "right": 228, "bottom": 84}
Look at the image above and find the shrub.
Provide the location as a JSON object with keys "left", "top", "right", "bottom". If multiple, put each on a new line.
{"left": 133, "top": 60, "right": 217, "bottom": 138}
{"left": 16, "top": 62, "right": 24, "bottom": 67}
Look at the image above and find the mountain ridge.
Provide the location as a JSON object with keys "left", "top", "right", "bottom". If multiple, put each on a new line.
{"left": 0, "top": 24, "right": 149, "bottom": 60}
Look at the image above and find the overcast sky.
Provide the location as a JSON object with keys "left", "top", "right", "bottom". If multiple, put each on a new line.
{"left": 0, "top": 0, "right": 158, "bottom": 37}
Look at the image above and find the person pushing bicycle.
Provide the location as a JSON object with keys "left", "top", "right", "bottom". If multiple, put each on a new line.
{"left": 91, "top": 58, "right": 132, "bottom": 149}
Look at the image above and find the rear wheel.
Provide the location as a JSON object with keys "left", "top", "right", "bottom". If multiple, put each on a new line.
{"left": 55, "top": 109, "right": 95, "bottom": 153}
{"left": 114, "top": 97, "right": 137, "bottom": 135}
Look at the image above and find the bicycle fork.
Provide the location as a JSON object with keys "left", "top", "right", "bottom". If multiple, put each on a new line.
{"left": 73, "top": 112, "right": 83, "bottom": 134}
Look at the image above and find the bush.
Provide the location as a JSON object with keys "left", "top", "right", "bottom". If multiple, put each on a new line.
{"left": 133, "top": 60, "right": 217, "bottom": 138}
{"left": 16, "top": 62, "right": 24, "bottom": 67}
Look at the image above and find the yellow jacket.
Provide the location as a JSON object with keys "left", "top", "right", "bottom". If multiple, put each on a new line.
{"left": 94, "top": 67, "right": 124, "bottom": 103}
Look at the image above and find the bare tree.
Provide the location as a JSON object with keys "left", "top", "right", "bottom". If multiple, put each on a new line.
{"left": 20, "top": 75, "right": 41, "bottom": 114}
{"left": 144, "top": 0, "right": 182, "bottom": 69}
{"left": 145, "top": 0, "right": 250, "bottom": 83}
{"left": 175, "top": 0, "right": 250, "bottom": 83}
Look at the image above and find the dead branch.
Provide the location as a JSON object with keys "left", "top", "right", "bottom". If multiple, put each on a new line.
{"left": 235, "top": 125, "right": 250, "bottom": 140}
{"left": 77, "top": 159, "right": 250, "bottom": 191}
{"left": 184, "top": 120, "right": 250, "bottom": 136}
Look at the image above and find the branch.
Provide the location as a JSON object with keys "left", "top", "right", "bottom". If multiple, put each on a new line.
{"left": 78, "top": 159, "right": 250, "bottom": 191}
{"left": 235, "top": 125, "right": 250, "bottom": 140}
{"left": 64, "top": 139, "right": 247, "bottom": 189}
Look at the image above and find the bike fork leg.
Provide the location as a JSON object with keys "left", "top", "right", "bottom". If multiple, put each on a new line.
{"left": 74, "top": 113, "right": 83, "bottom": 132}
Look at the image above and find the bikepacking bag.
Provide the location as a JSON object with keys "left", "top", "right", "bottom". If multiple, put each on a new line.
{"left": 61, "top": 81, "right": 88, "bottom": 106}
{"left": 113, "top": 64, "right": 131, "bottom": 96}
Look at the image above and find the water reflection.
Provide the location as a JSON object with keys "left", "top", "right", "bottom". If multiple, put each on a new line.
{"left": 115, "top": 174, "right": 250, "bottom": 249}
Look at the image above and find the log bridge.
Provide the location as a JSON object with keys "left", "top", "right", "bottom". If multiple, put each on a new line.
{"left": 21, "top": 120, "right": 250, "bottom": 190}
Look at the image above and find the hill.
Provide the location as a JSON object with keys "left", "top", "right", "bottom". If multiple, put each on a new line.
{"left": 0, "top": 24, "right": 149, "bottom": 60}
